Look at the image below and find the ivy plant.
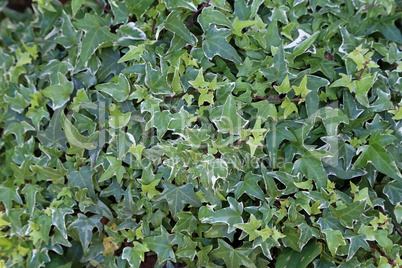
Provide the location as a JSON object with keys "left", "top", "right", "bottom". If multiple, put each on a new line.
{"left": 0, "top": 0, "right": 401, "bottom": 267}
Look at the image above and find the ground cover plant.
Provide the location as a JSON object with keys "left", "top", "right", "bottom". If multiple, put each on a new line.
{"left": 0, "top": 0, "right": 401, "bottom": 267}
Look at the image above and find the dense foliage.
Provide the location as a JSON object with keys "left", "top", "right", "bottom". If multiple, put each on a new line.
{"left": 0, "top": 0, "right": 402, "bottom": 267}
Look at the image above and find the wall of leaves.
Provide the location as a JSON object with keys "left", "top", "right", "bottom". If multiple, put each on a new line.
{"left": 0, "top": 0, "right": 401, "bottom": 267}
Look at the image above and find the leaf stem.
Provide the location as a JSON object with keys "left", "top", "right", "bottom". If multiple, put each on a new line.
{"left": 94, "top": 0, "right": 110, "bottom": 14}
{"left": 368, "top": 242, "right": 396, "bottom": 266}
{"left": 358, "top": 61, "right": 369, "bottom": 81}
{"left": 254, "top": 96, "right": 303, "bottom": 102}
{"left": 233, "top": 138, "right": 249, "bottom": 146}
{"left": 186, "top": 0, "right": 211, "bottom": 27}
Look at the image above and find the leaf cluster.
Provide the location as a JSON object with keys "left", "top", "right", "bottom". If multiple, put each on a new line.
{"left": 0, "top": 0, "right": 401, "bottom": 267}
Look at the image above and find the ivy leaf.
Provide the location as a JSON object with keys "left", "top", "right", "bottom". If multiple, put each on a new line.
{"left": 122, "top": 242, "right": 149, "bottom": 268}
{"left": 233, "top": 17, "right": 256, "bottom": 36}
{"left": 165, "top": 12, "right": 197, "bottom": 45}
{"left": 202, "top": 25, "right": 242, "bottom": 64}
{"left": 99, "top": 156, "right": 126, "bottom": 183}
{"left": 366, "top": 15, "right": 402, "bottom": 43}
{"left": 3, "top": 121, "right": 35, "bottom": 146}
{"left": 287, "top": 31, "right": 319, "bottom": 63}
{"left": 322, "top": 229, "right": 346, "bottom": 256}
{"left": 172, "top": 211, "right": 198, "bottom": 235}
{"left": 74, "top": 13, "right": 117, "bottom": 68}
{"left": 145, "top": 110, "right": 173, "bottom": 139}
{"left": 274, "top": 74, "right": 292, "bottom": 94}
{"left": 211, "top": 239, "right": 256, "bottom": 268}
{"left": 212, "top": 94, "right": 248, "bottom": 135}
{"left": 67, "top": 167, "right": 96, "bottom": 199}
{"left": 109, "top": 104, "right": 131, "bottom": 129}
{"left": 61, "top": 111, "right": 99, "bottom": 150}
{"left": 293, "top": 156, "right": 327, "bottom": 190}
{"left": 265, "top": 120, "right": 296, "bottom": 169}
{"left": 276, "top": 239, "right": 322, "bottom": 268}
{"left": 145, "top": 63, "right": 174, "bottom": 95}
{"left": 280, "top": 97, "right": 298, "bottom": 119}
{"left": 0, "top": 186, "right": 23, "bottom": 214}
{"left": 69, "top": 214, "right": 103, "bottom": 253}
{"left": 198, "top": 7, "right": 233, "bottom": 32}
{"left": 353, "top": 131, "right": 402, "bottom": 181}
{"left": 37, "top": 108, "right": 68, "bottom": 151}
{"left": 316, "top": 107, "right": 349, "bottom": 136}
{"left": 234, "top": 172, "right": 265, "bottom": 200}
{"left": 51, "top": 206, "right": 74, "bottom": 239}
{"left": 260, "top": 45, "right": 288, "bottom": 83}
{"left": 328, "top": 201, "right": 366, "bottom": 228}
{"left": 202, "top": 197, "right": 243, "bottom": 233}
{"left": 292, "top": 76, "right": 311, "bottom": 98}
{"left": 126, "top": 0, "right": 153, "bottom": 17}
{"left": 143, "top": 227, "right": 176, "bottom": 263}
{"left": 251, "top": 101, "right": 278, "bottom": 121}
{"left": 157, "top": 181, "right": 201, "bottom": 217}
{"left": 383, "top": 181, "right": 402, "bottom": 205}
{"left": 346, "top": 234, "right": 370, "bottom": 261}
{"left": 234, "top": 214, "right": 261, "bottom": 241}
{"left": 96, "top": 74, "right": 131, "bottom": 102}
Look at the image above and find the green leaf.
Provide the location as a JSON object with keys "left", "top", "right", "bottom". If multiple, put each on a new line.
{"left": 202, "top": 197, "right": 243, "bottom": 233}
{"left": 67, "top": 167, "right": 96, "bottom": 199}
{"left": 265, "top": 120, "right": 296, "bottom": 169}
{"left": 0, "top": 186, "right": 22, "bottom": 214}
{"left": 366, "top": 15, "right": 402, "bottom": 43}
{"left": 234, "top": 172, "right": 265, "bottom": 200}
{"left": 264, "top": 19, "right": 281, "bottom": 51}
{"left": 329, "top": 201, "right": 366, "bottom": 228}
{"left": 322, "top": 229, "right": 346, "bottom": 256}
{"left": 202, "top": 25, "right": 242, "bottom": 64}
{"left": 212, "top": 94, "right": 248, "bottom": 135}
{"left": 165, "top": 12, "right": 197, "bottom": 44}
{"left": 109, "top": 104, "right": 131, "bottom": 129}
{"left": 353, "top": 132, "right": 402, "bottom": 181}
{"left": 233, "top": 17, "right": 256, "bottom": 36}
{"left": 122, "top": 242, "right": 149, "bottom": 268}
{"left": 51, "top": 206, "right": 74, "bottom": 239}
{"left": 172, "top": 211, "right": 198, "bottom": 235}
{"left": 71, "top": 0, "right": 84, "bottom": 15}
{"left": 280, "top": 97, "right": 298, "bottom": 119}
{"left": 292, "top": 76, "right": 311, "bottom": 98}
{"left": 143, "top": 227, "right": 176, "bottom": 263}
{"left": 287, "top": 31, "right": 319, "bottom": 63}
{"left": 260, "top": 45, "right": 288, "bottom": 83}
{"left": 145, "top": 63, "right": 174, "bottom": 95}
{"left": 293, "top": 156, "right": 327, "bottom": 190}
{"left": 3, "top": 121, "right": 35, "bottom": 146}
{"left": 126, "top": 0, "right": 153, "bottom": 17}
{"left": 383, "top": 181, "right": 402, "bottom": 205}
{"left": 346, "top": 234, "right": 370, "bottom": 261}
{"left": 37, "top": 108, "right": 68, "bottom": 150}
{"left": 96, "top": 74, "right": 131, "bottom": 102}
{"left": 99, "top": 156, "right": 126, "bottom": 183}
{"left": 395, "top": 203, "right": 402, "bottom": 224}
{"left": 276, "top": 239, "right": 322, "bottom": 268}
{"left": 198, "top": 7, "right": 233, "bottom": 32}
{"left": 234, "top": 214, "right": 261, "bottom": 241}
{"left": 157, "top": 181, "right": 201, "bottom": 217}
{"left": 145, "top": 110, "right": 173, "bottom": 139}
{"left": 274, "top": 74, "right": 291, "bottom": 94}
{"left": 74, "top": 13, "right": 117, "bottom": 68}
{"left": 61, "top": 111, "right": 99, "bottom": 150}
{"left": 316, "top": 107, "right": 349, "bottom": 136}
{"left": 211, "top": 239, "right": 256, "bottom": 268}
{"left": 69, "top": 214, "right": 103, "bottom": 253}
